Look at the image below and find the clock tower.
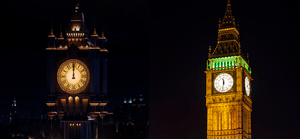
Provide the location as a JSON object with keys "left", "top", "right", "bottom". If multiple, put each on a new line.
{"left": 205, "top": 0, "right": 252, "bottom": 139}
{"left": 46, "top": 3, "right": 108, "bottom": 139}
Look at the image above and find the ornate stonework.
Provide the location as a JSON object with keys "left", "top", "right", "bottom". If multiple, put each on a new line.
{"left": 205, "top": 1, "right": 252, "bottom": 139}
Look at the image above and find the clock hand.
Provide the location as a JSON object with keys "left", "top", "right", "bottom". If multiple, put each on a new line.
{"left": 222, "top": 79, "right": 225, "bottom": 90}
{"left": 72, "top": 63, "right": 75, "bottom": 79}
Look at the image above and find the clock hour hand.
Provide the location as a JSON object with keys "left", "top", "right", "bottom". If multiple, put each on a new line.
{"left": 72, "top": 63, "right": 75, "bottom": 79}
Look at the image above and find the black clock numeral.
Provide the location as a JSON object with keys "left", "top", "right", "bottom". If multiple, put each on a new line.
{"left": 61, "top": 80, "right": 66, "bottom": 85}
{"left": 76, "top": 63, "right": 80, "bottom": 69}
{"left": 66, "top": 65, "right": 71, "bottom": 70}
{"left": 65, "top": 83, "right": 70, "bottom": 88}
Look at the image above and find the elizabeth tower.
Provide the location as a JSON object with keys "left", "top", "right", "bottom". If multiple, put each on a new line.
{"left": 45, "top": 3, "right": 108, "bottom": 139}
{"left": 205, "top": 1, "right": 252, "bottom": 139}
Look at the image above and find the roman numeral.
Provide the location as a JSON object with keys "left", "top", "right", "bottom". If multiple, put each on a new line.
{"left": 78, "top": 65, "right": 84, "bottom": 72}
{"left": 81, "top": 71, "right": 86, "bottom": 75}
{"left": 64, "top": 82, "right": 69, "bottom": 87}
{"left": 66, "top": 65, "right": 71, "bottom": 70}
{"left": 78, "top": 82, "right": 83, "bottom": 87}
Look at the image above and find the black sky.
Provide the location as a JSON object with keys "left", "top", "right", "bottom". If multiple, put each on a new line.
{"left": 150, "top": 0, "right": 300, "bottom": 138}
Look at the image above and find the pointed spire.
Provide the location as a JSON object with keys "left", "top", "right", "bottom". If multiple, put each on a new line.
{"left": 101, "top": 31, "right": 105, "bottom": 37}
{"left": 91, "top": 18, "right": 98, "bottom": 36}
{"left": 58, "top": 21, "right": 64, "bottom": 40}
{"left": 208, "top": 46, "right": 211, "bottom": 58}
{"left": 210, "top": 0, "right": 241, "bottom": 58}
{"left": 100, "top": 23, "right": 106, "bottom": 39}
{"left": 92, "top": 28, "right": 98, "bottom": 36}
{"left": 75, "top": 2, "right": 80, "bottom": 12}
{"left": 48, "top": 18, "right": 55, "bottom": 37}
{"left": 219, "top": 0, "right": 236, "bottom": 29}
{"left": 48, "top": 29, "right": 55, "bottom": 37}
{"left": 247, "top": 53, "right": 250, "bottom": 63}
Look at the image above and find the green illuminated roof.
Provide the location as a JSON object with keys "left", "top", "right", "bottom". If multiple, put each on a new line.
{"left": 207, "top": 55, "right": 251, "bottom": 74}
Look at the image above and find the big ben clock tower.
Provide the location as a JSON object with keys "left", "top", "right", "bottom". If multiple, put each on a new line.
{"left": 205, "top": 0, "right": 252, "bottom": 139}
{"left": 46, "top": 3, "right": 108, "bottom": 139}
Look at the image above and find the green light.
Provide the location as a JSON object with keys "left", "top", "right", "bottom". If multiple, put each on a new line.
{"left": 207, "top": 55, "right": 251, "bottom": 74}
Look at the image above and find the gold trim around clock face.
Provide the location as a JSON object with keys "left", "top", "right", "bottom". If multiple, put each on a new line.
{"left": 57, "top": 59, "right": 90, "bottom": 94}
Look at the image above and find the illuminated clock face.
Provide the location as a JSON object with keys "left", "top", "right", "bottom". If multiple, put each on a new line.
{"left": 245, "top": 76, "right": 250, "bottom": 96}
{"left": 214, "top": 73, "right": 234, "bottom": 93}
{"left": 57, "top": 59, "right": 90, "bottom": 94}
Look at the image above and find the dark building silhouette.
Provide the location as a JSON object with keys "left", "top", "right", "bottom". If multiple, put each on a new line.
{"left": 112, "top": 92, "right": 149, "bottom": 139}
{"left": 45, "top": 3, "right": 108, "bottom": 139}
{"left": 0, "top": 93, "right": 149, "bottom": 139}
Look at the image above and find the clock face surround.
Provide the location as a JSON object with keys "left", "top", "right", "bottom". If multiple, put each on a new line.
{"left": 245, "top": 76, "right": 250, "bottom": 96}
{"left": 57, "top": 59, "right": 90, "bottom": 94}
{"left": 214, "top": 73, "right": 234, "bottom": 93}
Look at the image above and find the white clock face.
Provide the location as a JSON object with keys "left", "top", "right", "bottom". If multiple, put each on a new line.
{"left": 245, "top": 76, "right": 250, "bottom": 96}
{"left": 214, "top": 73, "right": 234, "bottom": 93}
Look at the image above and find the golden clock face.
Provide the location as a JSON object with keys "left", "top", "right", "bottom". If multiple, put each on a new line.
{"left": 57, "top": 59, "right": 90, "bottom": 94}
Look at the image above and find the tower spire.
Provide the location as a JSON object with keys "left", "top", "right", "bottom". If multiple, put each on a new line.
{"left": 92, "top": 18, "right": 98, "bottom": 36}
{"left": 210, "top": 0, "right": 241, "bottom": 58}
{"left": 219, "top": 0, "right": 236, "bottom": 29}
{"left": 48, "top": 18, "right": 55, "bottom": 37}
{"left": 100, "top": 23, "right": 106, "bottom": 39}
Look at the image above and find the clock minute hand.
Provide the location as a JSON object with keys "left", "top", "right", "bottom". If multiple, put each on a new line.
{"left": 222, "top": 79, "right": 225, "bottom": 90}
{"left": 72, "top": 63, "right": 75, "bottom": 79}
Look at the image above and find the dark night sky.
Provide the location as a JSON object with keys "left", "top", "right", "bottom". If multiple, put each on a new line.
{"left": 150, "top": 0, "right": 300, "bottom": 139}
{"left": 0, "top": 0, "right": 148, "bottom": 113}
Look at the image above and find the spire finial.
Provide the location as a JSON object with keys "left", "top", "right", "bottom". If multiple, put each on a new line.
{"left": 92, "top": 28, "right": 98, "bottom": 36}
{"left": 48, "top": 17, "right": 55, "bottom": 37}
{"left": 93, "top": 18, "right": 98, "bottom": 35}
{"left": 75, "top": 2, "right": 79, "bottom": 9}
{"left": 59, "top": 21, "right": 63, "bottom": 38}
{"left": 219, "top": 0, "right": 236, "bottom": 29}
{"left": 208, "top": 46, "right": 211, "bottom": 57}
{"left": 75, "top": 2, "right": 80, "bottom": 13}
{"left": 94, "top": 17, "right": 96, "bottom": 29}
{"left": 247, "top": 53, "right": 250, "bottom": 63}
{"left": 100, "top": 23, "right": 106, "bottom": 39}
{"left": 50, "top": 17, "right": 53, "bottom": 35}
{"left": 101, "top": 23, "right": 104, "bottom": 37}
